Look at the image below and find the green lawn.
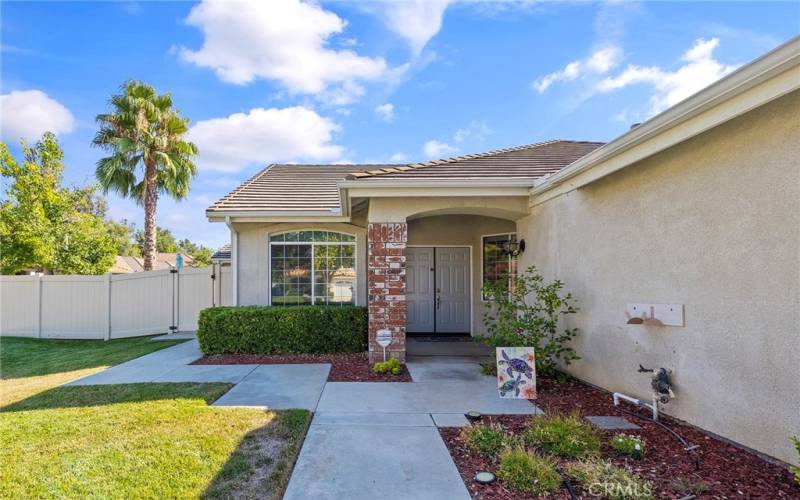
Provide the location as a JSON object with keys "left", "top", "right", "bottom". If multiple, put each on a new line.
{"left": 0, "top": 337, "right": 311, "bottom": 499}
{"left": 0, "top": 336, "right": 185, "bottom": 406}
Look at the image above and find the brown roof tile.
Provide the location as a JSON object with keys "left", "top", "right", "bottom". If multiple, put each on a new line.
{"left": 207, "top": 140, "right": 604, "bottom": 214}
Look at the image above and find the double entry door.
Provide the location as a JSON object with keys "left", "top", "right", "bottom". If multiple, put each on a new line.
{"left": 406, "top": 247, "right": 470, "bottom": 334}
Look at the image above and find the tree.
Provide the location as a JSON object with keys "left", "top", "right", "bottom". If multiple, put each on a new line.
{"left": 177, "top": 238, "right": 213, "bottom": 266}
{"left": 107, "top": 219, "right": 141, "bottom": 257}
{"left": 0, "top": 133, "right": 116, "bottom": 274}
{"left": 93, "top": 81, "right": 198, "bottom": 271}
{"left": 135, "top": 226, "right": 177, "bottom": 254}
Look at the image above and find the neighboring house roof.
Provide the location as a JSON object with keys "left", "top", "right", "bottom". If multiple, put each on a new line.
{"left": 206, "top": 141, "right": 602, "bottom": 216}
{"left": 212, "top": 244, "right": 231, "bottom": 262}
{"left": 346, "top": 140, "right": 604, "bottom": 180}
{"left": 207, "top": 164, "right": 394, "bottom": 214}
{"left": 109, "top": 253, "right": 195, "bottom": 273}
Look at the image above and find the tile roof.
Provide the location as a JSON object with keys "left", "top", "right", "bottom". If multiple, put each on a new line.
{"left": 207, "top": 164, "right": 394, "bottom": 213}
{"left": 346, "top": 140, "right": 605, "bottom": 180}
{"left": 212, "top": 244, "right": 231, "bottom": 260}
{"left": 206, "top": 140, "right": 604, "bottom": 214}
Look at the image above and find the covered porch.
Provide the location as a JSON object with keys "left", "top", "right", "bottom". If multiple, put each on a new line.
{"left": 363, "top": 195, "right": 529, "bottom": 362}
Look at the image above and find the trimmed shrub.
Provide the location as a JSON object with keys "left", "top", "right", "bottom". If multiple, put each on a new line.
{"left": 197, "top": 306, "right": 367, "bottom": 355}
{"left": 497, "top": 448, "right": 561, "bottom": 496}
{"left": 566, "top": 460, "right": 654, "bottom": 500}
{"left": 373, "top": 357, "right": 402, "bottom": 375}
{"left": 460, "top": 424, "right": 513, "bottom": 457}
{"left": 610, "top": 434, "right": 646, "bottom": 459}
{"left": 523, "top": 414, "right": 600, "bottom": 459}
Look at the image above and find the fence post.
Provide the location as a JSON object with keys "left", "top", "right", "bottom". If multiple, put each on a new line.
{"left": 35, "top": 274, "right": 42, "bottom": 338}
{"left": 105, "top": 273, "right": 112, "bottom": 341}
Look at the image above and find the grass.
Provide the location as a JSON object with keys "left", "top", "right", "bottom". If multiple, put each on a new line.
{"left": 0, "top": 336, "right": 312, "bottom": 499}
{"left": 497, "top": 447, "right": 561, "bottom": 496}
{"left": 1, "top": 383, "right": 311, "bottom": 499}
{"left": 0, "top": 336, "right": 184, "bottom": 406}
{"left": 566, "top": 459, "right": 654, "bottom": 500}
{"left": 523, "top": 413, "right": 601, "bottom": 458}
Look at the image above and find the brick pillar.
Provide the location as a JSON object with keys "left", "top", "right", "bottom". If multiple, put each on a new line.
{"left": 367, "top": 222, "right": 407, "bottom": 363}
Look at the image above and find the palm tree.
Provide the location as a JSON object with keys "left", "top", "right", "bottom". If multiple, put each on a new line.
{"left": 93, "top": 81, "right": 198, "bottom": 271}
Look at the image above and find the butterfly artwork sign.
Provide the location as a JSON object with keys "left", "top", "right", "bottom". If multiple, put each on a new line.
{"left": 496, "top": 347, "right": 537, "bottom": 399}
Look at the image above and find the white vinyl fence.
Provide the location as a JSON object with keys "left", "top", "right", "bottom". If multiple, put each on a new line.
{"left": 0, "top": 265, "right": 232, "bottom": 340}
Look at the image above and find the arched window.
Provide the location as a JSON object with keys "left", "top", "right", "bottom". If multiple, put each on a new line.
{"left": 269, "top": 231, "right": 356, "bottom": 306}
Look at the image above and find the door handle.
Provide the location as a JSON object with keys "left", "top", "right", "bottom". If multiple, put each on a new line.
{"left": 436, "top": 295, "right": 441, "bottom": 309}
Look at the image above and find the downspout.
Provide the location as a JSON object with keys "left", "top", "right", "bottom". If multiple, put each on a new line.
{"left": 225, "top": 216, "right": 239, "bottom": 306}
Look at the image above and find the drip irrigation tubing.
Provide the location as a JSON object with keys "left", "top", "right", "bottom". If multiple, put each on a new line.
{"left": 615, "top": 406, "right": 701, "bottom": 471}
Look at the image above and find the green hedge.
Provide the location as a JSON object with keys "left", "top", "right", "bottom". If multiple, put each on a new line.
{"left": 197, "top": 305, "right": 368, "bottom": 355}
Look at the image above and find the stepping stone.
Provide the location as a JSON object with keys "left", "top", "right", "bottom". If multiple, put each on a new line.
{"left": 431, "top": 413, "right": 470, "bottom": 428}
{"left": 585, "top": 416, "right": 641, "bottom": 430}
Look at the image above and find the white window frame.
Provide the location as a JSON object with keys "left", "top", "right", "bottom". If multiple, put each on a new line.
{"left": 267, "top": 230, "right": 357, "bottom": 306}
{"left": 480, "top": 232, "right": 517, "bottom": 301}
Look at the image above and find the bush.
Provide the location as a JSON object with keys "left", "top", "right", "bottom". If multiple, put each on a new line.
{"left": 373, "top": 357, "right": 402, "bottom": 375}
{"left": 567, "top": 460, "right": 654, "bottom": 500}
{"left": 479, "top": 265, "right": 580, "bottom": 376}
{"left": 523, "top": 414, "right": 600, "bottom": 458}
{"left": 610, "top": 434, "right": 646, "bottom": 459}
{"left": 793, "top": 437, "right": 800, "bottom": 484}
{"left": 497, "top": 448, "right": 561, "bottom": 496}
{"left": 460, "top": 424, "right": 513, "bottom": 457}
{"left": 197, "top": 306, "right": 367, "bottom": 355}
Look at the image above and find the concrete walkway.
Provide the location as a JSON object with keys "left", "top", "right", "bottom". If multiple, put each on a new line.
{"left": 69, "top": 340, "right": 540, "bottom": 499}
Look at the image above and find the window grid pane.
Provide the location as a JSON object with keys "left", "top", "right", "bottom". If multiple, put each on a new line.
{"left": 482, "top": 233, "right": 518, "bottom": 300}
{"left": 270, "top": 232, "right": 355, "bottom": 306}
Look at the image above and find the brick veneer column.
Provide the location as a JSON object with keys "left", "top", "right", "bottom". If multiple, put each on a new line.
{"left": 367, "top": 222, "right": 407, "bottom": 363}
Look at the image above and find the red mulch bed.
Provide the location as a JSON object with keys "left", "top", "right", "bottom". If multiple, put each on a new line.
{"left": 192, "top": 352, "right": 413, "bottom": 382}
{"left": 440, "top": 376, "right": 799, "bottom": 499}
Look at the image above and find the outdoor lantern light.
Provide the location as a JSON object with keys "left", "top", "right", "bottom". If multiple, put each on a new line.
{"left": 502, "top": 238, "right": 525, "bottom": 257}
{"left": 474, "top": 471, "right": 496, "bottom": 484}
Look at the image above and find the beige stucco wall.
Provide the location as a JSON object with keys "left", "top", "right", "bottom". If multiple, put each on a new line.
{"left": 517, "top": 90, "right": 800, "bottom": 464}
{"left": 407, "top": 215, "right": 517, "bottom": 336}
{"left": 232, "top": 221, "right": 367, "bottom": 307}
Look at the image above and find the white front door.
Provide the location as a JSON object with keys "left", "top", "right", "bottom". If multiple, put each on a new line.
{"left": 435, "top": 247, "right": 471, "bottom": 333}
{"left": 406, "top": 247, "right": 435, "bottom": 332}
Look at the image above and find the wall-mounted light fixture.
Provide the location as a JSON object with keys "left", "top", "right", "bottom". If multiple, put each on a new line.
{"left": 502, "top": 239, "right": 526, "bottom": 257}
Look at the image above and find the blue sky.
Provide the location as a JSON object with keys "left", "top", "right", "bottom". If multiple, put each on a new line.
{"left": 1, "top": 1, "right": 797, "bottom": 249}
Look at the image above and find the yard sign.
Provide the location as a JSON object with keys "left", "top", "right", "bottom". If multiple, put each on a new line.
{"left": 496, "top": 347, "right": 537, "bottom": 399}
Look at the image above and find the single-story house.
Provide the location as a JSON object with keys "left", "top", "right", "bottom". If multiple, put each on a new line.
{"left": 207, "top": 38, "right": 800, "bottom": 464}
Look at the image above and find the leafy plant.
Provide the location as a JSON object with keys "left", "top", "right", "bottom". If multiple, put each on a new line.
{"left": 671, "top": 477, "right": 709, "bottom": 496}
{"left": 479, "top": 265, "right": 579, "bottom": 376}
{"left": 567, "top": 460, "right": 654, "bottom": 500}
{"left": 197, "top": 306, "right": 367, "bottom": 355}
{"left": 523, "top": 414, "right": 600, "bottom": 459}
{"left": 479, "top": 360, "right": 497, "bottom": 376}
{"left": 793, "top": 436, "right": 800, "bottom": 484}
{"left": 93, "top": 80, "right": 198, "bottom": 271}
{"left": 460, "top": 424, "right": 513, "bottom": 457}
{"left": 497, "top": 447, "right": 561, "bottom": 496}
{"left": 0, "top": 133, "right": 117, "bottom": 274}
{"left": 373, "top": 357, "right": 402, "bottom": 375}
{"left": 610, "top": 434, "right": 646, "bottom": 459}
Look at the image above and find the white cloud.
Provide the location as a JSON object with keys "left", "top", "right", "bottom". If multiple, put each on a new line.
{"left": 389, "top": 152, "right": 409, "bottom": 162}
{"left": 533, "top": 46, "right": 622, "bottom": 93}
{"left": 375, "top": 103, "right": 395, "bottom": 121}
{"left": 596, "top": 38, "right": 738, "bottom": 116}
{"left": 454, "top": 121, "right": 491, "bottom": 144}
{"left": 370, "top": 0, "right": 453, "bottom": 55}
{"left": 180, "top": 0, "right": 393, "bottom": 105}
{"left": 423, "top": 140, "right": 457, "bottom": 159}
{"left": 0, "top": 90, "right": 75, "bottom": 142}
{"left": 187, "top": 106, "right": 344, "bottom": 172}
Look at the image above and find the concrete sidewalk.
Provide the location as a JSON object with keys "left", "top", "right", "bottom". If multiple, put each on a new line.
{"left": 68, "top": 340, "right": 540, "bottom": 499}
